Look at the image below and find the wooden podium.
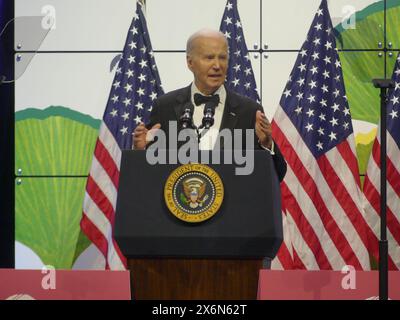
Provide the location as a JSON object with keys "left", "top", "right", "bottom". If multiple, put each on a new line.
{"left": 128, "top": 259, "right": 262, "bottom": 300}
{"left": 115, "top": 150, "right": 283, "bottom": 300}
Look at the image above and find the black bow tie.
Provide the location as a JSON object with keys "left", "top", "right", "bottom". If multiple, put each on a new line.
{"left": 194, "top": 93, "right": 220, "bottom": 106}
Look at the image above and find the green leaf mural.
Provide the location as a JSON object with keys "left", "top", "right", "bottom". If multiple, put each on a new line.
{"left": 15, "top": 106, "right": 100, "bottom": 176}
{"left": 73, "top": 227, "right": 92, "bottom": 263}
{"left": 339, "top": 51, "right": 383, "bottom": 124}
{"left": 386, "top": 52, "right": 398, "bottom": 82}
{"left": 15, "top": 178, "right": 87, "bottom": 269}
{"left": 385, "top": 0, "right": 400, "bottom": 50}
{"left": 15, "top": 107, "right": 100, "bottom": 268}
{"left": 335, "top": 1, "right": 384, "bottom": 50}
{"left": 334, "top": 0, "right": 400, "bottom": 124}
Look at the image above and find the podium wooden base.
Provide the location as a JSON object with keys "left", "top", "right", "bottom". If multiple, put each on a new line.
{"left": 128, "top": 258, "right": 262, "bottom": 300}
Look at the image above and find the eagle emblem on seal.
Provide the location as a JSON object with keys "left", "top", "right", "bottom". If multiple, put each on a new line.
{"left": 181, "top": 177, "right": 209, "bottom": 209}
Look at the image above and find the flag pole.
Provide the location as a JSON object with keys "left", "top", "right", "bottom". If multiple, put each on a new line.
{"left": 372, "top": 78, "right": 394, "bottom": 300}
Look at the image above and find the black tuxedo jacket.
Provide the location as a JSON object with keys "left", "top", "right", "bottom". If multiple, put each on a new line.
{"left": 147, "top": 85, "right": 287, "bottom": 181}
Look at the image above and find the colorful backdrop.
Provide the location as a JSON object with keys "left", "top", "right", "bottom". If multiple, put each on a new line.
{"left": 13, "top": 0, "right": 399, "bottom": 269}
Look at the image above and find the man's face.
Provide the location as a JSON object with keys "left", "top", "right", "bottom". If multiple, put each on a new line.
{"left": 187, "top": 36, "right": 228, "bottom": 95}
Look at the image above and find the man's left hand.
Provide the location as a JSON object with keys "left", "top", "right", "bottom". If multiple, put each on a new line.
{"left": 255, "top": 110, "right": 273, "bottom": 149}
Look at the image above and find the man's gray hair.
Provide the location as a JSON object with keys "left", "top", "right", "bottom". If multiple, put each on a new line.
{"left": 186, "top": 29, "right": 228, "bottom": 57}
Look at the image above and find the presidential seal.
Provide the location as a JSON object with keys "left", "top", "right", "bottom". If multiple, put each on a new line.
{"left": 164, "top": 164, "right": 224, "bottom": 223}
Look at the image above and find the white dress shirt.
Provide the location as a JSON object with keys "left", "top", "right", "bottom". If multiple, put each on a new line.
{"left": 191, "top": 83, "right": 226, "bottom": 150}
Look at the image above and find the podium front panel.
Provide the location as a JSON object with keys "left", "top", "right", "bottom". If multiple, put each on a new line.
{"left": 115, "top": 150, "right": 283, "bottom": 259}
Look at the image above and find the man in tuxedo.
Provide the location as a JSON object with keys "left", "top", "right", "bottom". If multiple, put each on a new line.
{"left": 133, "top": 29, "right": 286, "bottom": 181}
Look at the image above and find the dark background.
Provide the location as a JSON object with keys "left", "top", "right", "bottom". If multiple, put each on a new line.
{"left": 0, "top": 0, "right": 15, "bottom": 267}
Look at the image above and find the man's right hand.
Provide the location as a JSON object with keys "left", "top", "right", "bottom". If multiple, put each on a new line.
{"left": 132, "top": 123, "right": 161, "bottom": 150}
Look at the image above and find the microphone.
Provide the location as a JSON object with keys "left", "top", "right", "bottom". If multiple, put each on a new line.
{"left": 201, "top": 102, "right": 216, "bottom": 129}
{"left": 180, "top": 103, "right": 194, "bottom": 129}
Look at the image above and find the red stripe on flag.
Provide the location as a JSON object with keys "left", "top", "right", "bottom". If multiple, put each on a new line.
{"left": 80, "top": 213, "right": 110, "bottom": 269}
{"left": 363, "top": 177, "right": 398, "bottom": 270}
{"left": 86, "top": 175, "right": 115, "bottom": 225}
{"left": 273, "top": 123, "right": 360, "bottom": 269}
{"left": 363, "top": 176, "right": 400, "bottom": 250}
{"left": 371, "top": 139, "right": 380, "bottom": 165}
{"left": 94, "top": 139, "right": 120, "bottom": 189}
{"left": 336, "top": 140, "right": 361, "bottom": 188}
{"left": 363, "top": 176, "right": 380, "bottom": 215}
{"left": 292, "top": 248, "right": 306, "bottom": 269}
{"left": 387, "top": 157, "right": 400, "bottom": 197}
{"left": 317, "top": 153, "right": 367, "bottom": 269}
{"left": 86, "top": 174, "right": 127, "bottom": 268}
{"left": 281, "top": 182, "right": 332, "bottom": 269}
{"left": 371, "top": 140, "right": 400, "bottom": 196}
{"left": 276, "top": 239, "right": 294, "bottom": 270}
{"left": 112, "top": 239, "right": 127, "bottom": 268}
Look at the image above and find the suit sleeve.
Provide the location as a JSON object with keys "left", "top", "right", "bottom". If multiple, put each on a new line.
{"left": 269, "top": 142, "right": 287, "bottom": 182}
{"left": 254, "top": 105, "right": 287, "bottom": 182}
{"left": 146, "top": 98, "right": 161, "bottom": 130}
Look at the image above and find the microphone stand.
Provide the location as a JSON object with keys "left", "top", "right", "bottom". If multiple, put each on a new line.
{"left": 198, "top": 103, "right": 216, "bottom": 143}
{"left": 180, "top": 106, "right": 201, "bottom": 144}
{"left": 180, "top": 102, "right": 217, "bottom": 145}
{"left": 372, "top": 78, "right": 394, "bottom": 300}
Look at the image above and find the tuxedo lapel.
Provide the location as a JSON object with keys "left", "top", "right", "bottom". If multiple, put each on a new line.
{"left": 220, "top": 88, "right": 239, "bottom": 131}
{"left": 173, "top": 85, "right": 192, "bottom": 122}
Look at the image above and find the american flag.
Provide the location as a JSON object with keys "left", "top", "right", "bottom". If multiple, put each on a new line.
{"left": 219, "top": 0, "right": 260, "bottom": 103}
{"left": 80, "top": 2, "right": 164, "bottom": 270}
{"left": 363, "top": 53, "right": 400, "bottom": 270}
{"left": 271, "top": 0, "right": 373, "bottom": 270}
{"left": 219, "top": 0, "right": 296, "bottom": 268}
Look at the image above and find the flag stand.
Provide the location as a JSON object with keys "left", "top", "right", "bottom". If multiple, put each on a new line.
{"left": 372, "top": 78, "right": 394, "bottom": 300}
